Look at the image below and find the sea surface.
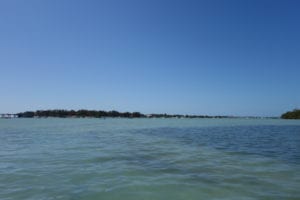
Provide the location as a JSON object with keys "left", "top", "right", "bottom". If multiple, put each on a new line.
{"left": 0, "top": 118, "right": 300, "bottom": 200}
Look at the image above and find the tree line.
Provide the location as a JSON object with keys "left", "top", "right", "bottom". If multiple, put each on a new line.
{"left": 18, "top": 110, "right": 144, "bottom": 118}
{"left": 17, "top": 109, "right": 230, "bottom": 119}
{"left": 281, "top": 109, "right": 300, "bottom": 119}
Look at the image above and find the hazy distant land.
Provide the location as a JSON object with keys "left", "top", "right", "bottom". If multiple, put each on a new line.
{"left": 0, "top": 109, "right": 286, "bottom": 119}
{"left": 1, "top": 109, "right": 298, "bottom": 119}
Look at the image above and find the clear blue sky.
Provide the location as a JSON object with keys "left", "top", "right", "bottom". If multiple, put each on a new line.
{"left": 0, "top": 0, "right": 299, "bottom": 116}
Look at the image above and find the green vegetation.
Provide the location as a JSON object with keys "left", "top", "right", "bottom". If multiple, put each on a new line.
{"left": 17, "top": 109, "right": 231, "bottom": 119}
{"left": 281, "top": 109, "right": 300, "bottom": 119}
{"left": 18, "top": 110, "right": 144, "bottom": 118}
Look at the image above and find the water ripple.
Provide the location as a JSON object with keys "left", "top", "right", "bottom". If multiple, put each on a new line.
{"left": 0, "top": 118, "right": 299, "bottom": 199}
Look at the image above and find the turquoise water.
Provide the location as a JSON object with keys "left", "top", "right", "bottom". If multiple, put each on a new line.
{"left": 0, "top": 118, "right": 300, "bottom": 200}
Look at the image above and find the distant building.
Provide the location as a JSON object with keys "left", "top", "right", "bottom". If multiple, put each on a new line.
{"left": 0, "top": 114, "right": 19, "bottom": 118}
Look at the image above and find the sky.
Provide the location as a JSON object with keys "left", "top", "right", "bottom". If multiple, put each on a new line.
{"left": 0, "top": 0, "right": 299, "bottom": 116}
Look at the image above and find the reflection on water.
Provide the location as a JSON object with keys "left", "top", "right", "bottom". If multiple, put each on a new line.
{"left": 0, "top": 118, "right": 300, "bottom": 200}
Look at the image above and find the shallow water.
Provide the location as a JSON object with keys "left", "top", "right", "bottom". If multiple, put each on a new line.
{"left": 0, "top": 118, "right": 300, "bottom": 200}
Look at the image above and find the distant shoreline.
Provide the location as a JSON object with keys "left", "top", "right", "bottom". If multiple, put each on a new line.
{"left": 0, "top": 109, "right": 279, "bottom": 119}
{"left": 281, "top": 109, "right": 300, "bottom": 119}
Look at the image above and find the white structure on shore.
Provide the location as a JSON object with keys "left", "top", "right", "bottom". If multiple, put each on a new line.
{"left": 0, "top": 114, "right": 19, "bottom": 118}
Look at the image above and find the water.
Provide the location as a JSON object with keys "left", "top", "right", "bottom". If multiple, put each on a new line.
{"left": 0, "top": 118, "right": 300, "bottom": 200}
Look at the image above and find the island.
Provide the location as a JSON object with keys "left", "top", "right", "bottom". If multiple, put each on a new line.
{"left": 281, "top": 109, "right": 300, "bottom": 119}
{"left": 15, "top": 109, "right": 231, "bottom": 119}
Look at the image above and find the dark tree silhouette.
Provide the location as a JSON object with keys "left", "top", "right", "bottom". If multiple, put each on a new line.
{"left": 281, "top": 109, "right": 300, "bottom": 119}
{"left": 17, "top": 109, "right": 231, "bottom": 119}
